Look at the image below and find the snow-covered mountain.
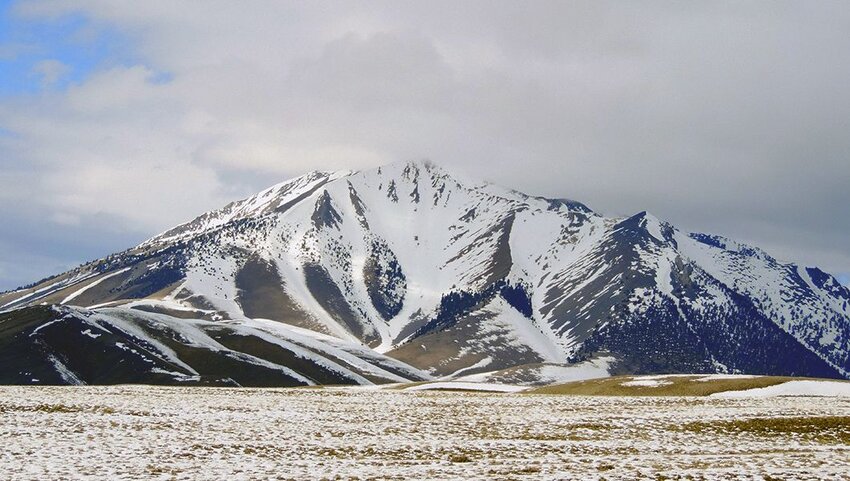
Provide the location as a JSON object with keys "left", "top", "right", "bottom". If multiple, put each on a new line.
{"left": 2, "top": 160, "right": 848, "bottom": 385}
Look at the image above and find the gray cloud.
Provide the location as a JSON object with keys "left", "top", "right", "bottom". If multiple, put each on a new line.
{"left": 1, "top": 0, "right": 849, "bottom": 289}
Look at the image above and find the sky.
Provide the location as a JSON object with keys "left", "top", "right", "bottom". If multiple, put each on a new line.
{"left": 0, "top": 0, "right": 848, "bottom": 290}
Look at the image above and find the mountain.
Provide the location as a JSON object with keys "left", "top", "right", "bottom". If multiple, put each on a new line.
{"left": 1, "top": 160, "right": 848, "bottom": 386}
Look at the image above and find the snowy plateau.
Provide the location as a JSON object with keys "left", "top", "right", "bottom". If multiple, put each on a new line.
{"left": 2, "top": 385, "right": 850, "bottom": 480}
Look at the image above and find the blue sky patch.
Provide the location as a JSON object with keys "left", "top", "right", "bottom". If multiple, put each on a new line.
{"left": 0, "top": 0, "right": 135, "bottom": 96}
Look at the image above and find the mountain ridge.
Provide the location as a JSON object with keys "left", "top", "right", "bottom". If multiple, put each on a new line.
{"left": 1, "top": 159, "right": 848, "bottom": 386}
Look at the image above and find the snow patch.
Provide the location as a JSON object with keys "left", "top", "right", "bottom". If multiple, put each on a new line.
{"left": 61, "top": 268, "right": 132, "bottom": 305}
{"left": 712, "top": 380, "right": 850, "bottom": 398}
{"left": 402, "top": 382, "right": 526, "bottom": 393}
{"left": 621, "top": 378, "right": 673, "bottom": 388}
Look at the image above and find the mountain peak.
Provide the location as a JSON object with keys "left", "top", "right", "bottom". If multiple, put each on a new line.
{"left": 3, "top": 157, "right": 849, "bottom": 387}
{"left": 407, "top": 158, "right": 439, "bottom": 170}
{"left": 369, "top": 158, "right": 450, "bottom": 178}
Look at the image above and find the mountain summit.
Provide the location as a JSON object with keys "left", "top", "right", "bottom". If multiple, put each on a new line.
{"left": 1, "top": 160, "right": 848, "bottom": 386}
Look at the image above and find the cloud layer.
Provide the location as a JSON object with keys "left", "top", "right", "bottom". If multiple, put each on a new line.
{"left": 1, "top": 0, "right": 849, "bottom": 289}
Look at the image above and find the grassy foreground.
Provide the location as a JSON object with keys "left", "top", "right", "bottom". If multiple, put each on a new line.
{"left": 4, "top": 385, "right": 850, "bottom": 478}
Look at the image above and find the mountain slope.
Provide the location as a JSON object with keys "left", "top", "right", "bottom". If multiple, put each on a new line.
{"left": 0, "top": 305, "right": 430, "bottom": 386}
{"left": 1, "top": 160, "right": 848, "bottom": 384}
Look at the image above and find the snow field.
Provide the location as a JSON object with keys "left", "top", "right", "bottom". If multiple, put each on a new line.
{"left": 1, "top": 386, "right": 849, "bottom": 480}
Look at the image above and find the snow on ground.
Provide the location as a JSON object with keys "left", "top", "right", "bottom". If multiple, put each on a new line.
{"left": 401, "top": 382, "right": 526, "bottom": 393}
{"left": 532, "top": 357, "right": 613, "bottom": 384}
{"left": 620, "top": 378, "right": 674, "bottom": 387}
{"left": 60, "top": 268, "right": 132, "bottom": 305}
{"left": 1, "top": 386, "right": 848, "bottom": 480}
{"left": 456, "top": 357, "right": 613, "bottom": 386}
{"left": 443, "top": 356, "right": 494, "bottom": 378}
{"left": 712, "top": 380, "right": 850, "bottom": 398}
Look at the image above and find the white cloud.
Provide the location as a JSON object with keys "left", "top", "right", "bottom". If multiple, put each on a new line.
{"left": 1, "top": 0, "right": 850, "bottom": 288}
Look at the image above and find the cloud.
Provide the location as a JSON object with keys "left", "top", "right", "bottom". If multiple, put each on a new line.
{"left": 0, "top": 200, "right": 149, "bottom": 290}
{"left": 31, "top": 58, "right": 69, "bottom": 87}
{"left": 0, "top": 0, "right": 849, "bottom": 289}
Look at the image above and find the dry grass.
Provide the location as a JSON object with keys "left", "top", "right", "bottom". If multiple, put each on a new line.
{"left": 449, "top": 453, "right": 472, "bottom": 463}
{"left": 526, "top": 375, "right": 824, "bottom": 396}
{"left": 0, "top": 403, "right": 121, "bottom": 414}
{"left": 680, "top": 416, "right": 850, "bottom": 444}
